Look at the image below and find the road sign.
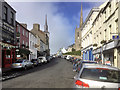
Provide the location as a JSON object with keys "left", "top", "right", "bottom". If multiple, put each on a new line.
{"left": 112, "top": 35, "right": 119, "bottom": 40}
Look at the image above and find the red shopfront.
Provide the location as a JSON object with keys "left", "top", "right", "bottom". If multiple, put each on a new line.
{"left": 2, "top": 43, "right": 16, "bottom": 68}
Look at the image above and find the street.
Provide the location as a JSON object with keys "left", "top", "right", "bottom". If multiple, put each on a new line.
{"left": 2, "top": 58, "right": 76, "bottom": 88}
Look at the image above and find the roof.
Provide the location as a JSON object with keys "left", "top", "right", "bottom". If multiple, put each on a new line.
{"left": 83, "top": 63, "right": 120, "bottom": 71}
{"left": 81, "top": 7, "right": 100, "bottom": 30}
{"left": 16, "top": 21, "right": 30, "bottom": 32}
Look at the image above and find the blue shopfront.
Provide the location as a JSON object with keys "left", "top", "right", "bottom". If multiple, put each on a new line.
{"left": 82, "top": 48, "right": 93, "bottom": 61}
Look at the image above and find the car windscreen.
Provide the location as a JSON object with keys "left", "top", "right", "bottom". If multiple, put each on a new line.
{"left": 80, "top": 68, "right": 120, "bottom": 83}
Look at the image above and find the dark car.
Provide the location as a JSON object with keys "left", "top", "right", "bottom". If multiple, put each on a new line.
{"left": 31, "top": 59, "right": 39, "bottom": 66}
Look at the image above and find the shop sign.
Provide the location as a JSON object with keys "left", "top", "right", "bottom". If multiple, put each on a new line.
{"left": 2, "top": 21, "right": 14, "bottom": 33}
{"left": 103, "top": 41, "right": 115, "bottom": 51}
{"left": 93, "top": 48, "right": 101, "bottom": 54}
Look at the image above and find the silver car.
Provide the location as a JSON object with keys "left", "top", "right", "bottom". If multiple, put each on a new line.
{"left": 38, "top": 56, "right": 47, "bottom": 64}
{"left": 11, "top": 59, "right": 34, "bottom": 70}
{"left": 74, "top": 63, "right": 120, "bottom": 89}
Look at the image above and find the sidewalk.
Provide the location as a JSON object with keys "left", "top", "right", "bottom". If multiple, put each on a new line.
{"left": 2, "top": 67, "right": 12, "bottom": 73}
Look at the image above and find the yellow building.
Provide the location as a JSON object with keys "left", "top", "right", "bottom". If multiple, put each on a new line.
{"left": 92, "top": 0, "right": 119, "bottom": 68}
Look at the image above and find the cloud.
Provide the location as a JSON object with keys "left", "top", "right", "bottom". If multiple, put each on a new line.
{"left": 7, "top": 2, "right": 73, "bottom": 54}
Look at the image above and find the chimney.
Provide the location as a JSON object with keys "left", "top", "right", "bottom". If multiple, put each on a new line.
{"left": 21, "top": 23, "right": 27, "bottom": 28}
{"left": 33, "top": 24, "right": 40, "bottom": 30}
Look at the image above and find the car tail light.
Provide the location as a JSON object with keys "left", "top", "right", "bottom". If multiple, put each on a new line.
{"left": 75, "top": 80, "right": 89, "bottom": 88}
{"left": 118, "top": 88, "right": 120, "bottom": 90}
{"left": 20, "top": 64, "right": 22, "bottom": 66}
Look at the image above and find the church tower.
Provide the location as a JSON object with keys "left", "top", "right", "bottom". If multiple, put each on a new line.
{"left": 75, "top": 4, "right": 83, "bottom": 51}
{"left": 80, "top": 4, "right": 83, "bottom": 28}
{"left": 44, "top": 14, "right": 48, "bottom": 33}
{"left": 44, "top": 14, "right": 50, "bottom": 55}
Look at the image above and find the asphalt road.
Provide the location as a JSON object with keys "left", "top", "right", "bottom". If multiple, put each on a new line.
{"left": 2, "top": 58, "right": 77, "bottom": 88}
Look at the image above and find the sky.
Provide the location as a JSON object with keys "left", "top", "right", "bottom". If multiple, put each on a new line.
{"left": 6, "top": 1, "right": 103, "bottom": 54}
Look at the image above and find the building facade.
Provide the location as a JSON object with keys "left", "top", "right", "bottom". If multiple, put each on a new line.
{"left": 91, "top": 0, "right": 119, "bottom": 68}
{"left": 1, "top": 2, "right": 16, "bottom": 68}
{"left": 31, "top": 15, "right": 50, "bottom": 57}
{"left": 16, "top": 22, "right": 30, "bottom": 60}
{"left": 81, "top": 8, "right": 100, "bottom": 61}
{"left": 29, "top": 32, "right": 37, "bottom": 61}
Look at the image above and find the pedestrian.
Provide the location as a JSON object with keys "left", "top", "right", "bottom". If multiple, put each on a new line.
{"left": 73, "top": 57, "right": 77, "bottom": 71}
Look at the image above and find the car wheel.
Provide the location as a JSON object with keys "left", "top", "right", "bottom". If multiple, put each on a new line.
{"left": 24, "top": 66, "right": 27, "bottom": 70}
{"left": 32, "top": 65, "right": 34, "bottom": 68}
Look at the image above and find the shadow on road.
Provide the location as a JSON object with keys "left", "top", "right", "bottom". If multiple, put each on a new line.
{"left": 2, "top": 58, "right": 59, "bottom": 81}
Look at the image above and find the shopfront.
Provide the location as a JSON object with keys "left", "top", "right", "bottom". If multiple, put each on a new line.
{"left": 103, "top": 49, "right": 114, "bottom": 66}
{"left": 2, "top": 43, "right": 16, "bottom": 68}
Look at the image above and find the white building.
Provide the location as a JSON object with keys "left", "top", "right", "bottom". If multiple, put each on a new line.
{"left": 29, "top": 32, "right": 37, "bottom": 60}
{"left": 81, "top": 8, "right": 100, "bottom": 60}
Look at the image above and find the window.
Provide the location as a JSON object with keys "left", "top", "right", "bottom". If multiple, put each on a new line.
{"left": 116, "top": 0, "right": 119, "bottom": 7}
{"left": 104, "top": 11, "right": 106, "bottom": 19}
{"left": 109, "top": 25, "right": 111, "bottom": 39}
{"left": 26, "top": 42, "right": 28, "bottom": 46}
{"left": 109, "top": 4, "right": 111, "bottom": 15}
{"left": 115, "top": 19, "right": 118, "bottom": 33}
{"left": 80, "top": 68, "right": 120, "bottom": 83}
{"left": 23, "top": 28, "right": 24, "bottom": 35}
{"left": 23, "top": 40, "right": 24, "bottom": 44}
{"left": 77, "top": 32, "right": 79, "bottom": 37}
{"left": 10, "top": 12, "right": 14, "bottom": 26}
{"left": 17, "top": 25, "right": 20, "bottom": 33}
{"left": 3, "top": 6, "right": 7, "bottom": 21}
{"left": 26, "top": 32, "right": 28, "bottom": 37}
{"left": 104, "top": 29, "right": 107, "bottom": 40}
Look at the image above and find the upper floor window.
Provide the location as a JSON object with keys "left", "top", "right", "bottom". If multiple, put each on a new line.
{"left": 23, "top": 40, "right": 24, "bottom": 44}
{"left": 10, "top": 12, "right": 14, "bottom": 26}
{"left": 115, "top": 19, "right": 118, "bottom": 33}
{"left": 17, "top": 25, "right": 20, "bottom": 33}
{"left": 104, "top": 11, "right": 106, "bottom": 19}
{"left": 23, "top": 28, "right": 24, "bottom": 35}
{"left": 109, "top": 25, "right": 111, "bottom": 33}
{"left": 77, "top": 32, "right": 79, "bottom": 37}
{"left": 109, "top": 4, "right": 111, "bottom": 15}
{"left": 3, "top": 6, "right": 8, "bottom": 21}
{"left": 26, "top": 42, "right": 28, "bottom": 46}
{"left": 26, "top": 32, "right": 28, "bottom": 37}
{"left": 116, "top": 0, "right": 119, "bottom": 7}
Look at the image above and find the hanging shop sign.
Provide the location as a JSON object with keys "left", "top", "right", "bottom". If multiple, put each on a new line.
{"left": 112, "top": 35, "right": 119, "bottom": 40}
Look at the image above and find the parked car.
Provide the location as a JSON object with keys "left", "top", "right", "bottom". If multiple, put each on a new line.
{"left": 74, "top": 63, "right": 120, "bottom": 88}
{"left": 38, "top": 56, "right": 47, "bottom": 64}
{"left": 66, "top": 55, "right": 72, "bottom": 61}
{"left": 76, "top": 60, "right": 97, "bottom": 72}
{"left": 63, "top": 55, "right": 67, "bottom": 59}
{"left": 31, "top": 59, "right": 39, "bottom": 66}
{"left": 46, "top": 56, "right": 52, "bottom": 62}
{"left": 69, "top": 57, "right": 74, "bottom": 62}
{"left": 11, "top": 59, "right": 34, "bottom": 70}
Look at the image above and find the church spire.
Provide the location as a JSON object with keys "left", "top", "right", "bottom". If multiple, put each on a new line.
{"left": 80, "top": 4, "right": 83, "bottom": 28}
{"left": 44, "top": 14, "right": 48, "bottom": 32}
